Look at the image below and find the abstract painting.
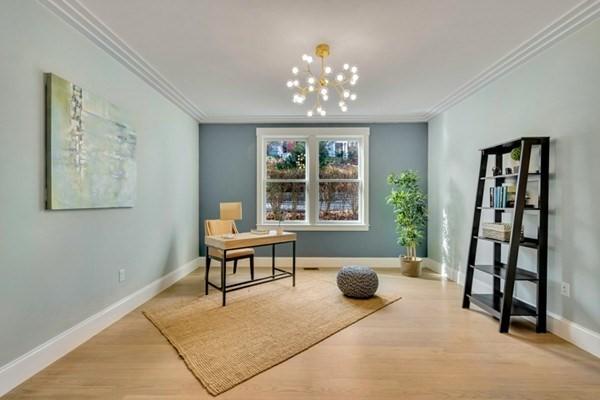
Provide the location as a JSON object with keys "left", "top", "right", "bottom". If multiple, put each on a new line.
{"left": 45, "top": 73, "right": 137, "bottom": 210}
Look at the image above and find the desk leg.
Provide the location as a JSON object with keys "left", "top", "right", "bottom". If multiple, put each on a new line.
{"left": 205, "top": 246, "right": 210, "bottom": 295}
{"left": 292, "top": 241, "right": 296, "bottom": 287}
{"left": 221, "top": 250, "right": 227, "bottom": 306}
{"left": 271, "top": 244, "right": 275, "bottom": 277}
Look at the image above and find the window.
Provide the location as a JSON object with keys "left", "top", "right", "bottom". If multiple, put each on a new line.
{"left": 257, "top": 128, "right": 369, "bottom": 231}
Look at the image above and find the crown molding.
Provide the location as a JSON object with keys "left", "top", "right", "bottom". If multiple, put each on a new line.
{"left": 201, "top": 113, "right": 428, "bottom": 124}
{"left": 39, "top": 0, "right": 207, "bottom": 121}
{"left": 424, "top": 0, "right": 600, "bottom": 121}
{"left": 39, "top": 0, "right": 600, "bottom": 124}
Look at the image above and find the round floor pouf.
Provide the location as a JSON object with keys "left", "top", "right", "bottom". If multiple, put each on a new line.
{"left": 336, "top": 266, "right": 379, "bottom": 299}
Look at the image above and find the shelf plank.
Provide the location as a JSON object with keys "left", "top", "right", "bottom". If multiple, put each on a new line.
{"left": 478, "top": 207, "right": 540, "bottom": 211}
{"left": 474, "top": 235, "right": 539, "bottom": 249}
{"left": 468, "top": 293, "right": 537, "bottom": 317}
{"left": 479, "top": 137, "right": 548, "bottom": 153}
{"left": 469, "top": 264, "right": 539, "bottom": 281}
{"left": 480, "top": 172, "right": 540, "bottom": 180}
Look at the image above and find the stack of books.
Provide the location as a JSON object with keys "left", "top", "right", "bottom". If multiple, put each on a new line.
{"left": 490, "top": 184, "right": 516, "bottom": 208}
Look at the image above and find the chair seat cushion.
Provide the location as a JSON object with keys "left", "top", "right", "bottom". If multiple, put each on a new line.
{"left": 336, "top": 266, "right": 379, "bottom": 299}
{"left": 209, "top": 247, "right": 255, "bottom": 259}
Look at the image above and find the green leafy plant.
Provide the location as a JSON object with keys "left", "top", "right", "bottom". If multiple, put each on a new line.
{"left": 386, "top": 171, "right": 427, "bottom": 260}
{"left": 511, "top": 146, "right": 521, "bottom": 162}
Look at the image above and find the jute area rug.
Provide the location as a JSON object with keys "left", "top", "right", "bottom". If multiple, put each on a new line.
{"left": 143, "top": 275, "right": 401, "bottom": 396}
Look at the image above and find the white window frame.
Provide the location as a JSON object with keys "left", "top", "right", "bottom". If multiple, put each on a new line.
{"left": 257, "top": 127, "right": 369, "bottom": 231}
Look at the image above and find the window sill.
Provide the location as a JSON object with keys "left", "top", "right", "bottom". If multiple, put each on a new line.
{"left": 257, "top": 224, "right": 370, "bottom": 232}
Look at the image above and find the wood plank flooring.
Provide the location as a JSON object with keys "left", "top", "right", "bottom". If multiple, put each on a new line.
{"left": 5, "top": 268, "right": 600, "bottom": 399}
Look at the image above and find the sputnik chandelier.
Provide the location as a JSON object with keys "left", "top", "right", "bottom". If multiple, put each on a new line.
{"left": 286, "top": 43, "right": 359, "bottom": 117}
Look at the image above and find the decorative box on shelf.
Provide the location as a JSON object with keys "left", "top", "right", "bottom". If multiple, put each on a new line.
{"left": 481, "top": 222, "right": 523, "bottom": 242}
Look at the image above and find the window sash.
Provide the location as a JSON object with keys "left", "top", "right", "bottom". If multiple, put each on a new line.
{"left": 316, "top": 137, "right": 363, "bottom": 224}
{"left": 262, "top": 136, "right": 310, "bottom": 223}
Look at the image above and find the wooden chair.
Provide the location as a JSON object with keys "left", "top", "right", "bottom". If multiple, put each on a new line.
{"left": 205, "top": 219, "right": 255, "bottom": 280}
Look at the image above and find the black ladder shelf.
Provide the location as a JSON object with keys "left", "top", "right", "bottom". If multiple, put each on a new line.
{"left": 462, "top": 137, "right": 549, "bottom": 333}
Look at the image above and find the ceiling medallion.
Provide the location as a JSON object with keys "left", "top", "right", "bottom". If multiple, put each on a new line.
{"left": 286, "top": 43, "right": 359, "bottom": 117}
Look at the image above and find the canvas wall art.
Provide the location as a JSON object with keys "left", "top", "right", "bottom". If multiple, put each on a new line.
{"left": 45, "top": 73, "right": 137, "bottom": 210}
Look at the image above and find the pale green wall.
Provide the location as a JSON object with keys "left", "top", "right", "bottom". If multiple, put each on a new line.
{"left": 428, "top": 19, "right": 600, "bottom": 332}
{"left": 0, "top": 1, "right": 199, "bottom": 365}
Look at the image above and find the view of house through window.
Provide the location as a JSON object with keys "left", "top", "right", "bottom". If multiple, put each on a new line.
{"left": 258, "top": 128, "right": 369, "bottom": 230}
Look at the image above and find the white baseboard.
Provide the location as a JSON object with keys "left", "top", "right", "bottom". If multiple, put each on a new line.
{"left": 427, "top": 258, "right": 600, "bottom": 359}
{"left": 203, "top": 257, "right": 447, "bottom": 271}
{"left": 200, "top": 256, "right": 403, "bottom": 269}
{"left": 545, "top": 312, "right": 600, "bottom": 358}
{"left": 0, "top": 257, "right": 201, "bottom": 396}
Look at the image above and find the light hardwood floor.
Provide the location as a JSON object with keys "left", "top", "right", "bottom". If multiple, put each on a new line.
{"left": 5, "top": 268, "right": 600, "bottom": 399}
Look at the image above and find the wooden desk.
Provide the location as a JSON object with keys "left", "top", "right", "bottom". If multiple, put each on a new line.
{"left": 204, "top": 231, "right": 297, "bottom": 306}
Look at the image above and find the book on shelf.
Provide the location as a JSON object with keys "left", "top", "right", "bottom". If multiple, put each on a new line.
{"left": 495, "top": 187, "right": 499, "bottom": 208}
{"left": 489, "top": 184, "right": 516, "bottom": 208}
{"left": 504, "top": 183, "right": 516, "bottom": 207}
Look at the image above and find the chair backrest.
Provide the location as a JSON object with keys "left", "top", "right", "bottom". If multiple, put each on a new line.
{"left": 205, "top": 219, "right": 239, "bottom": 236}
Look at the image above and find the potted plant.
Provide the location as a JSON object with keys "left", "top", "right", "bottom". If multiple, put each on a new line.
{"left": 511, "top": 146, "right": 521, "bottom": 174}
{"left": 386, "top": 171, "right": 427, "bottom": 277}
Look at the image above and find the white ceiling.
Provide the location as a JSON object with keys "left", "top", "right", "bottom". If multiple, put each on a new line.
{"left": 66, "top": 0, "right": 585, "bottom": 121}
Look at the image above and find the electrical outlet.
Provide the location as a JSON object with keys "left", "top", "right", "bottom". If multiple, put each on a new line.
{"left": 560, "top": 281, "right": 570, "bottom": 297}
{"left": 119, "top": 268, "right": 126, "bottom": 283}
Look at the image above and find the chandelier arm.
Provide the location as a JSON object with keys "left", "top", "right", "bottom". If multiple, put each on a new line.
{"left": 334, "top": 85, "right": 343, "bottom": 96}
{"left": 332, "top": 80, "right": 350, "bottom": 88}
{"left": 333, "top": 85, "right": 345, "bottom": 102}
{"left": 306, "top": 62, "right": 314, "bottom": 77}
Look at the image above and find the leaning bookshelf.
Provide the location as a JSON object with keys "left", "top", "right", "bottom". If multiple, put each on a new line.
{"left": 462, "top": 137, "right": 549, "bottom": 333}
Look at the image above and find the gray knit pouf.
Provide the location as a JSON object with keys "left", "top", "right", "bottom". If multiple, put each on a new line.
{"left": 336, "top": 266, "right": 379, "bottom": 299}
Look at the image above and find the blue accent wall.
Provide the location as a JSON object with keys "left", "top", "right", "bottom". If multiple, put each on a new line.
{"left": 199, "top": 123, "right": 428, "bottom": 257}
